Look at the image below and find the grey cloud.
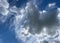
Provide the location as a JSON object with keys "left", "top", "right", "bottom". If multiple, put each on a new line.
{"left": 25, "top": 2, "right": 58, "bottom": 35}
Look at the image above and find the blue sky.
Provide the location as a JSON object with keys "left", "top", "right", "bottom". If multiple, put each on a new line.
{"left": 0, "top": 0, "right": 60, "bottom": 43}
{"left": 8, "top": 0, "right": 60, "bottom": 11}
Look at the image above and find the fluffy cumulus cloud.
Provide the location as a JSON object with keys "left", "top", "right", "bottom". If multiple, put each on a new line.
{"left": 13, "top": 1, "right": 60, "bottom": 43}
{"left": 0, "top": 0, "right": 60, "bottom": 43}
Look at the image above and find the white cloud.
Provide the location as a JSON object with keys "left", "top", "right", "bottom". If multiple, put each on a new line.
{"left": 57, "top": 8, "right": 60, "bottom": 18}
{"left": 0, "top": 0, "right": 9, "bottom": 15}
{"left": 13, "top": 2, "right": 60, "bottom": 43}
{"left": 57, "top": 8, "right": 60, "bottom": 12}
{"left": 9, "top": 6, "right": 18, "bottom": 13}
{"left": 48, "top": 3, "right": 56, "bottom": 8}
{"left": 0, "top": 0, "right": 58, "bottom": 43}
{"left": 57, "top": 13, "right": 60, "bottom": 18}
{"left": 0, "top": 0, "right": 9, "bottom": 8}
{"left": 43, "top": 10, "right": 46, "bottom": 13}
{"left": 0, "top": 7, "right": 9, "bottom": 15}
{"left": 0, "top": 0, "right": 9, "bottom": 23}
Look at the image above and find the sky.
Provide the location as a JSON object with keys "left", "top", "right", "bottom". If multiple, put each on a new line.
{"left": 0, "top": 0, "right": 60, "bottom": 43}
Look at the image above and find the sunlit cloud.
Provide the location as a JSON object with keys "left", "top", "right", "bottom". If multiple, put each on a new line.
{"left": 0, "top": 0, "right": 60, "bottom": 43}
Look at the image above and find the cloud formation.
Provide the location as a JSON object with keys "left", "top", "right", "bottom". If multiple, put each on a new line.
{"left": 13, "top": 1, "right": 60, "bottom": 43}
{"left": 0, "top": 0, "right": 60, "bottom": 43}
